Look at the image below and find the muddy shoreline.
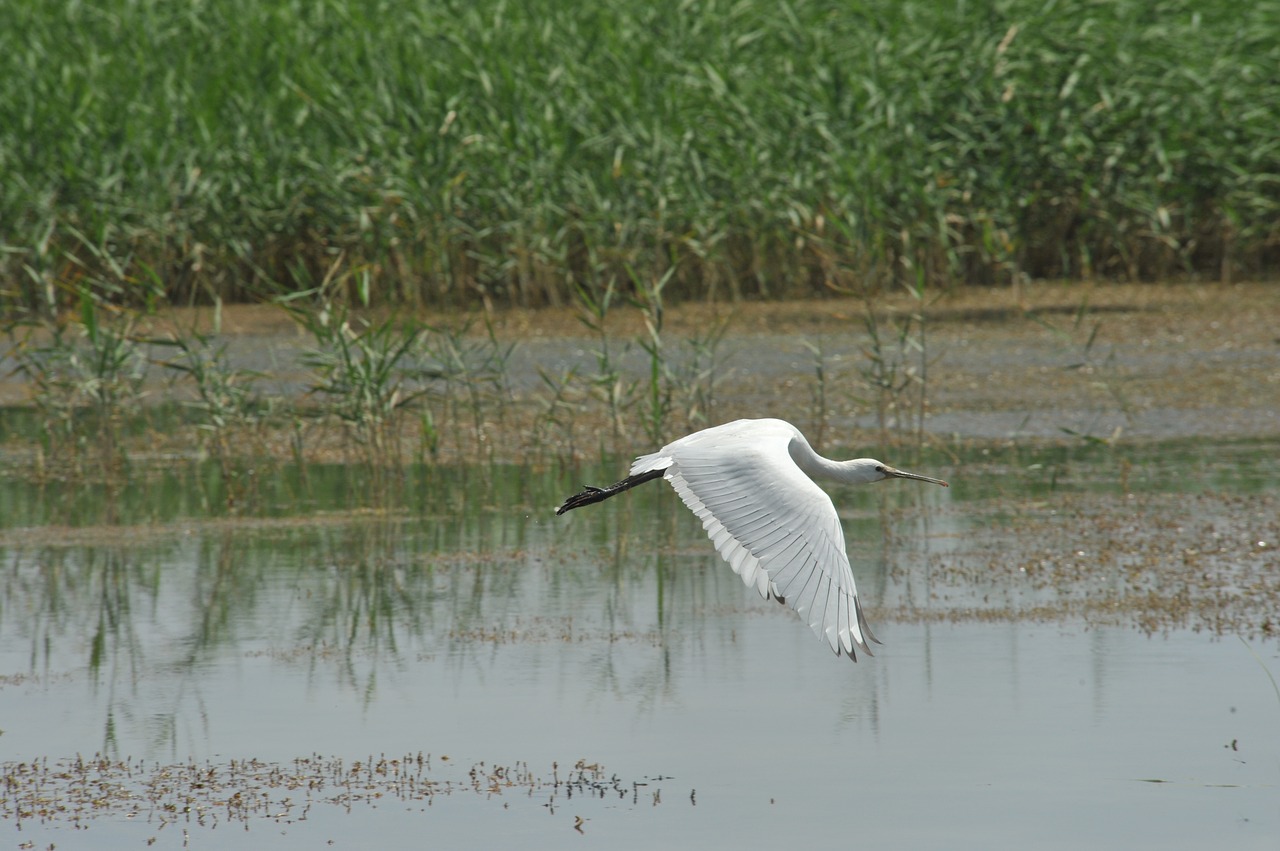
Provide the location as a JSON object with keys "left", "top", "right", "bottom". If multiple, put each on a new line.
{"left": 2, "top": 281, "right": 1276, "bottom": 467}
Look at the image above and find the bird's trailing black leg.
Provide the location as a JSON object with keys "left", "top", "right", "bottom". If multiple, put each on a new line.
{"left": 555, "top": 469, "right": 665, "bottom": 515}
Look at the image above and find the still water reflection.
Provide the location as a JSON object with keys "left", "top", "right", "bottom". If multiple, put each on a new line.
{"left": 1, "top": 450, "right": 1277, "bottom": 849}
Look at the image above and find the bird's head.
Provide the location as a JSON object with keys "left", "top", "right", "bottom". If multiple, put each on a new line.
{"left": 858, "top": 459, "right": 949, "bottom": 487}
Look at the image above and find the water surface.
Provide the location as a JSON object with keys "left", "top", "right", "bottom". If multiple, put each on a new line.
{"left": 1, "top": 445, "right": 1277, "bottom": 849}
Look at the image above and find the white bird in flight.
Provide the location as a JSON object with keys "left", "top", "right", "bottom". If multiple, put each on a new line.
{"left": 556, "top": 418, "right": 948, "bottom": 661}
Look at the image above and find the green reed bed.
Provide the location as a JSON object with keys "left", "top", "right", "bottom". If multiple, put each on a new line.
{"left": 2, "top": 0, "right": 1277, "bottom": 312}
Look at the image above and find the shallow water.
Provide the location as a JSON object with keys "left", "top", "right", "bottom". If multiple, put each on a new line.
{"left": 1, "top": 448, "right": 1278, "bottom": 849}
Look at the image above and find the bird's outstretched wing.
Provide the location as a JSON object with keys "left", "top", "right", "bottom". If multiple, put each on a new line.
{"left": 634, "top": 427, "right": 877, "bottom": 660}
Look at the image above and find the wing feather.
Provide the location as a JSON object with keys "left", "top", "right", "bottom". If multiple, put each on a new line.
{"left": 789, "top": 566, "right": 822, "bottom": 621}
{"left": 837, "top": 593, "right": 853, "bottom": 655}
{"left": 655, "top": 422, "right": 873, "bottom": 660}
{"left": 822, "top": 577, "right": 840, "bottom": 652}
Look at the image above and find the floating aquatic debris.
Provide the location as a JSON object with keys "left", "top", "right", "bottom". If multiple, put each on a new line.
{"left": 0, "top": 754, "right": 686, "bottom": 832}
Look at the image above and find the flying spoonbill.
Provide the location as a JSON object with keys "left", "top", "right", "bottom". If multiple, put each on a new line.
{"left": 555, "top": 418, "right": 948, "bottom": 660}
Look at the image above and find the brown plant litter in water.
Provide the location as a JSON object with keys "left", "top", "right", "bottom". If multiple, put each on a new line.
{"left": 879, "top": 490, "right": 1280, "bottom": 638}
{"left": 0, "top": 754, "right": 675, "bottom": 834}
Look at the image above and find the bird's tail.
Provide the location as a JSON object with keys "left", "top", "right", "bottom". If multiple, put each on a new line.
{"left": 628, "top": 451, "right": 674, "bottom": 477}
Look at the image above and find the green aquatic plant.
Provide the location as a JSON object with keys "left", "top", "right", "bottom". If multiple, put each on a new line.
{"left": 149, "top": 325, "right": 269, "bottom": 504}
{"left": 531, "top": 364, "right": 583, "bottom": 463}
{"left": 832, "top": 269, "right": 941, "bottom": 454}
{"left": 5, "top": 293, "right": 149, "bottom": 477}
{"left": 670, "top": 314, "right": 731, "bottom": 434}
{"left": 802, "top": 339, "right": 830, "bottom": 449}
{"left": 416, "top": 315, "right": 518, "bottom": 460}
{"left": 1029, "top": 296, "right": 1133, "bottom": 446}
{"left": 572, "top": 275, "right": 632, "bottom": 453}
{"left": 630, "top": 264, "right": 675, "bottom": 447}
{"left": 292, "top": 297, "right": 427, "bottom": 469}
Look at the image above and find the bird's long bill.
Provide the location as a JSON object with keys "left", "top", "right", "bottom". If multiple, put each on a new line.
{"left": 885, "top": 466, "right": 949, "bottom": 487}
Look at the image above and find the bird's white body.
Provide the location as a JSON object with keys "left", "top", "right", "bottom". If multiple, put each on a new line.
{"left": 623, "top": 418, "right": 946, "bottom": 660}
{"left": 629, "top": 419, "right": 872, "bottom": 658}
{"left": 556, "top": 418, "right": 948, "bottom": 660}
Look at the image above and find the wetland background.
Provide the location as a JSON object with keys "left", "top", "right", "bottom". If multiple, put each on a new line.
{"left": 2, "top": 0, "right": 1279, "bottom": 848}
{"left": 2, "top": 282, "right": 1277, "bottom": 849}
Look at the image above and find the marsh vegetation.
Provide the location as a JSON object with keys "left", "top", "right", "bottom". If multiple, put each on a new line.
{"left": 2, "top": 0, "right": 1278, "bottom": 316}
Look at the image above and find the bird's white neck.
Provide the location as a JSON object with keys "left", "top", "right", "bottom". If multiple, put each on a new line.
{"left": 788, "top": 435, "right": 882, "bottom": 485}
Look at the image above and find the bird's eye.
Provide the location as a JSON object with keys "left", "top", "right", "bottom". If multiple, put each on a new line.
{"left": 875, "top": 465, "right": 886, "bottom": 473}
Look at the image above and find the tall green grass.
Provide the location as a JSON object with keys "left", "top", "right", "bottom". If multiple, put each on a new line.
{"left": 2, "top": 0, "right": 1277, "bottom": 312}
